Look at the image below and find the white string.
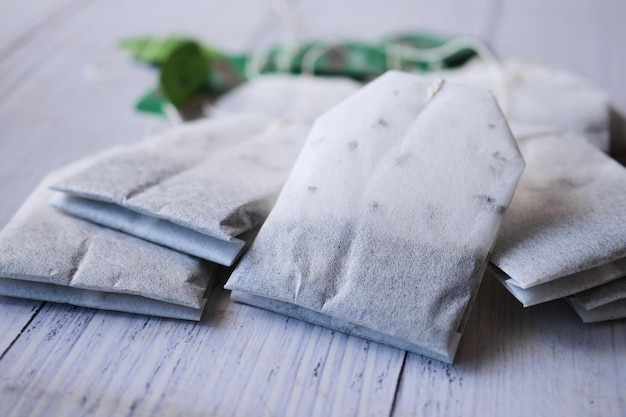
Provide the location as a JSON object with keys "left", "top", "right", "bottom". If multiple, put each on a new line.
{"left": 272, "top": 0, "right": 299, "bottom": 73}
{"left": 383, "top": 36, "right": 499, "bottom": 71}
{"left": 301, "top": 44, "right": 335, "bottom": 76}
{"left": 164, "top": 103, "right": 183, "bottom": 125}
{"left": 246, "top": 0, "right": 301, "bottom": 79}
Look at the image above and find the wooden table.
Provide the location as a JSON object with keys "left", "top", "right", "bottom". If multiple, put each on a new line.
{"left": 1, "top": 1, "right": 625, "bottom": 416}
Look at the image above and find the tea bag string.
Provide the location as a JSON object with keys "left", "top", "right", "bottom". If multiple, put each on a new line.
{"left": 298, "top": 36, "right": 500, "bottom": 77}
{"left": 383, "top": 36, "right": 499, "bottom": 71}
{"left": 245, "top": 0, "right": 504, "bottom": 81}
{"left": 246, "top": 0, "right": 300, "bottom": 80}
{"left": 382, "top": 36, "right": 517, "bottom": 115}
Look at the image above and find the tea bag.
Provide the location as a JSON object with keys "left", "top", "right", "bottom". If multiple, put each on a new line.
{"left": 225, "top": 71, "right": 525, "bottom": 363}
{"left": 0, "top": 166, "right": 216, "bottom": 320}
{"left": 212, "top": 74, "right": 361, "bottom": 122}
{"left": 432, "top": 58, "right": 610, "bottom": 151}
{"left": 51, "top": 115, "right": 310, "bottom": 266}
{"left": 490, "top": 132, "right": 626, "bottom": 306}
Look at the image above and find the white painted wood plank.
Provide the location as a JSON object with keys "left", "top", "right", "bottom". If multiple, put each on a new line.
{"left": 0, "top": 0, "right": 80, "bottom": 56}
{"left": 391, "top": 273, "right": 626, "bottom": 417}
{"left": 0, "top": 290, "right": 405, "bottom": 417}
{"left": 0, "top": 297, "right": 41, "bottom": 356}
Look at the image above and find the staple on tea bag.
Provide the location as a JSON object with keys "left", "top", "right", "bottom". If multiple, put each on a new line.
{"left": 211, "top": 74, "right": 361, "bottom": 122}
{"left": 0, "top": 166, "right": 217, "bottom": 320}
{"left": 51, "top": 115, "right": 311, "bottom": 266}
{"left": 226, "top": 71, "right": 525, "bottom": 363}
{"left": 432, "top": 58, "right": 610, "bottom": 151}
{"left": 490, "top": 131, "right": 626, "bottom": 306}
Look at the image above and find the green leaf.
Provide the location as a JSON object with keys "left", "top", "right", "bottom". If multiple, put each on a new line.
{"left": 159, "top": 41, "right": 209, "bottom": 108}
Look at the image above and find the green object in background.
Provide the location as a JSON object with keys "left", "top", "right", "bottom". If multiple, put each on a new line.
{"left": 136, "top": 89, "right": 168, "bottom": 115}
{"left": 256, "top": 41, "right": 388, "bottom": 80}
{"left": 159, "top": 41, "right": 208, "bottom": 107}
{"left": 119, "top": 36, "right": 222, "bottom": 65}
{"left": 383, "top": 32, "right": 479, "bottom": 70}
{"left": 120, "top": 32, "right": 486, "bottom": 116}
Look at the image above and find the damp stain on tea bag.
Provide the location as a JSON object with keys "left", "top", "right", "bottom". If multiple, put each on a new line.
{"left": 226, "top": 70, "right": 525, "bottom": 363}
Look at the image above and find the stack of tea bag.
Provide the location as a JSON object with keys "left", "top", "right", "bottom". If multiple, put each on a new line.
{"left": 569, "top": 277, "right": 626, "bottom": 322}
{"left": 431, "top": 58, "right": 626, "bottom": 322}
{"left": 0, "top": 75, "right": 359, "bottom": 320}
{"left": 0, "top": 163, "right": 216, "bottom": 321}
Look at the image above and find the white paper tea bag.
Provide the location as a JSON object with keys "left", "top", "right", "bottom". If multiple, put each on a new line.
{"left": 490, "top": 132, "right": 626, "bottom": 306}
{"left": 432, "top": 58, "right": 610, "bottom": 151}
{"left": 225, "top": 71, "right": 525, "bottom": 363}
{"left": 212, "top": 74, "right": 361, "bottom": 122}
{"left": 51, "top": 115, "right": 310, "bottom": 266}
{"left": 0, "top": 166, "right": 216, "bottom": 320}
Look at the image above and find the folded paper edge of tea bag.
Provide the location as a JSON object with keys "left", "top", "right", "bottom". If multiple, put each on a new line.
{"left": 230, "top": 291, "right": 460, "bottom": 363}
{"left": 490, "top": 260, "right": 626, "bottom": 307}
{"left": 50, "top": 116, "right": 308, "bottom": 243}
{"left": 567, "top": 298, "right": 626, "bottom": 323}
{"left": 51, "top": 193, "right": 246, "bottom": 266}
{"left": 0, "top": 277, "right": 208, "bottom": 321}
{"left": 569, "top": 276, "right": 626, "bottom": 310}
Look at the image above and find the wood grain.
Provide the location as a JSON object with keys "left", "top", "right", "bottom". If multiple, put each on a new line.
{"left": 0, "top": 290, "right": 405, "bottom": 417}
{"left": 391, "top": 273, "right": 626, "bottom": 417}
{"left": 0, "top": 298, "right": 41, "bottom": 357}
